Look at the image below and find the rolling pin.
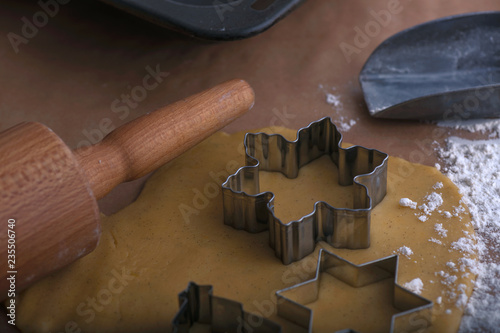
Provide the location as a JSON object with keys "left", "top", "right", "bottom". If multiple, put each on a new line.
{"left": 0, "top": 79, "right": 254, "bottom": 298}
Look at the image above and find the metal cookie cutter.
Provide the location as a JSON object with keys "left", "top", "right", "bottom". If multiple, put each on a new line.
{"left": 276, "top": 249, "right": 433, "bottom": 332}
{"left": 172, "top": 282, "right": 281, "bottom": 333}
{"left": 222, "top": 117, "right": 388, "bottom": 264}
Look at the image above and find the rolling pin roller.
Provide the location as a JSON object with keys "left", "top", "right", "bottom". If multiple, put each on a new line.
{"left": 0, "top": 79, "right": 254, "bottom": 298}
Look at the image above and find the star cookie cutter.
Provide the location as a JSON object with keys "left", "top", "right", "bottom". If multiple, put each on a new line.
{"left": 222, "top": 117, "right": 389, "bottom": 264}
{"left": 276, "top": 249, "right": 433, "bottom": 332}
{"left": 172, "top": 282, "right": 281, "bottom": 333}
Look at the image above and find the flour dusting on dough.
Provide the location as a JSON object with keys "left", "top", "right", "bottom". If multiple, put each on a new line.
{"left": 395, "top": 246, "right": 413, "bottom": 258}
{"left": 415, "top": 191, "right": 444, "bottom": 222}
{"left": 404, "top": 278, "right": 424, "bottom": 294}
{"left": 435, "top": 223, "right": 448, "bottom": 238}
{"left": 438, "top": 136, "right": 500, "bottom": 331}
{"left": 399, "top": 198, "right": 417, "bottom": 209}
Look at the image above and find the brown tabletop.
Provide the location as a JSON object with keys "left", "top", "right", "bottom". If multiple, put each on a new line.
{"left": 1, "top": 0, "right": 499, "bottom": 332}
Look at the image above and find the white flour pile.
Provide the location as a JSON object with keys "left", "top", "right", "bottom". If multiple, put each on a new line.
{"left": 404, "top": 278, "right": 424, "bottom": 295}
{"left": 395, "top": 245, "right": 413, "bottom": 258}
{"left": 399, "top": 197, "right": 417, "bottom": 209}
{"left": 437, "top": 136, "right": 500, "bottom": 331}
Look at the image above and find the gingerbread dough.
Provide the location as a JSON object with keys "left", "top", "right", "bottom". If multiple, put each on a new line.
{"left": 16, "top": 128, "right": 477, "bottom": 333}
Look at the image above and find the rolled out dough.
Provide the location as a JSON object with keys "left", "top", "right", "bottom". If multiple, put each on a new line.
{"left": 16, "top": 128, "right": 477, "bottom": 333}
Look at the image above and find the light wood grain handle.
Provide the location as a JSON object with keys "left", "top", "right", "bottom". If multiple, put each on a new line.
{"left": 74, "top": 79, "right": 254, "bottom": 200}
{"left": 0, "top": 122, "right": 100, "bottom": 298}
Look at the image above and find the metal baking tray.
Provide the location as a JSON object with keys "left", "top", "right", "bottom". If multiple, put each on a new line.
{"left": 100, "top": 0, "right": 305, "bottom": 40}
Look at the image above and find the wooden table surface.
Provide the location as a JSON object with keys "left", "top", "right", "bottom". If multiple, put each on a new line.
{"left": 1, "top": 0, "right": 499, "bottom": 332}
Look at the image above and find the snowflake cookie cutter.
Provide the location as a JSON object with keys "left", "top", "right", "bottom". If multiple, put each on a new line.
{"left": 172, "top": 282, "right": 281, "bottom": 333}
{"left": 222, "top": 117, "right": 389, "bottom": 264}
{"left": 276, "top": 249, "right": 433, "bottom": 332}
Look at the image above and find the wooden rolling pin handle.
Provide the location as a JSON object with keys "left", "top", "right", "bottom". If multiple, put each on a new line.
{"left": 0, "top": 79, "right": 253, "bottom": 298}
{"left": 74, "top": 79, "right": 254, "bottom": 200}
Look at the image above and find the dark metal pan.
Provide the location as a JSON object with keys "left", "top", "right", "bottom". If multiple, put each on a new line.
{"left": 360, "top": 11, "right": 500, "bottom": 120}
{"left": 101, "top": 0, "right": 304, "bottom": 40}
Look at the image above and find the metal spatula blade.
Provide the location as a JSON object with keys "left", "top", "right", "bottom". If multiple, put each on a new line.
{"left": 360, "top": 11, "right": 500, "bottom": 120}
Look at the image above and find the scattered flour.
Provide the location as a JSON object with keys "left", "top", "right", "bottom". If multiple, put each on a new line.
{"left": 439, "top": 137, "right": 500, "bottom": 230}
{"left": 456, "top": 284, "right": 469, "bottom": 309}
{"left": 451, "top": 236, "right": 481, "bottom": 256}
{"left": 429, "top": 237, "right": 442, "bottom": 245}
{"left": 418, "top": 215, "right": 428, "bottom": 222}
{"left": 319, "top": 84, "right": 357, "bottom": 132}
{"left": 336, "top": 119, "right": 357, "bottom": 132}
{"left": 399, "top": 198, "right": 417, "bottom": 209}
{"left": 436, "top": 269, "right": 466, "bottom": 309}
{"left": 326, "top": 93, "right": 342, "bottom": 108}
{"left": 442, "top": 211, "right": 453, "bottom": 218}
{"left": 419, "top": 192, "right": 444, "bottom": 215}
{"left": 434, "top": 223, "right": 448, "bottom": 238}
{"left": 446, "top": 261, "right": 456, "bottom": 270}
{"left": 395, "top": 246, "right": 413, "bottom": 258}
{"left": 437, "top": 136, "right": 500, "bottom": 331}
{"left": 413, "top": 190, "right": 444, "bottom": 222}
{"left": 404, "top": 278, "right": 424, "bottom": 295}
{"left": 433, "top": 182, "right": 444, "bottom": 189}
